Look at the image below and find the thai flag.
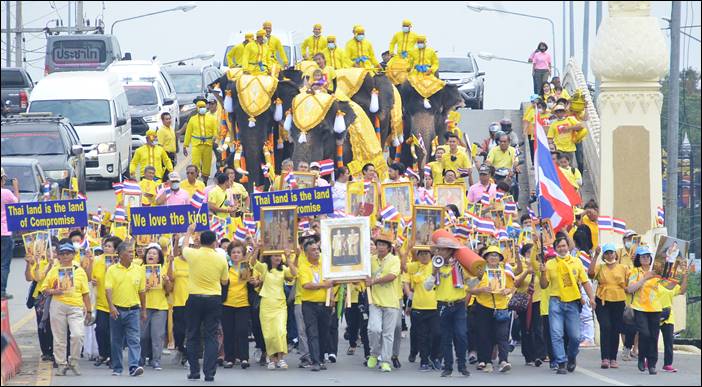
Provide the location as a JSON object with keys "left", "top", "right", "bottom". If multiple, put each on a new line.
{"left": 234, "top": 226, "right": 248, "bottom": 242}
{"left": 298, "top": 219, "right": 310, "bottom": 231}
{"left": 423, "top": 164, "right": 432, "bottom": 177}
{"left": 190, "top": 190, "right": 206, "bottom": 209}
{"left": 578, "top": 250, "right": 592, "bottom": 270}
{"left": 533, "top": 112, "right": 581, "bottom": 232}
{"left": 112, "top": 182, "right": 124, "bottom": 195}
{"left": 454, "top": 224, "right": 471, "bottom": 239}
{"left": 122, "top": 180, "right": 141, "bottom": 195}
{"left": 244, "top": 218, "right": 257, "bottom": 234}
{"left": 91, "top": 213, "right": 102, "bottom": 223}
{"left": 466, "top": 211, "right": 479, "bottom": 226}
{"left": 504, "top": 263, "right": 515, "bottom": 279}
{"left": 396, "top": 233, "right": 406, "bottom": 245}
{"left": 380, "top": 205, "right": 400, "bottom": 221}
{"left": 284, "top": 172, "right": 298, "bottom": 189}
{"left": 406, "top": 168, "right": 419, "bottom": 181}
{"left": 657, "top": 206, "right": 665, "bottom": 226}
{"left": 79, "top": 237, "right": 89, "bottom": 250}
{"left": 254, "top": 186, "right": 264, "bottom": 194}
{"left": 113, "top": 207, "right": 127, "bottom": 223}
{"left": 261, "top": 164, "right": 270, "bottom": 178}
{"left": 612, "top": 218, "right": 627, "bottom": 234}
{"left": 41, "top": 182, "right": 51, "bottom": 199}
{"left": 496, "top": 228, "right": 509, "bottom": 240}
{"left": 446, "top": 209, "right": 457, "bottom": 225}
{"left": 404, "top": 220, "right": 413, "bottom": 232}
{"left": 457, "top": 167, "right": 471, "bottom": 177}
{"left": 363, "top": 180, "right": 372, "bottom": 193}
{"left": 318, "top": 159, "right": 335, "bottom": 176}
{"left": 495, "top": 191, "right": 504, "bottom": 202}
{"left": 475, "top": 217, "right": 496, "bottom": 235}
{"left": 480, "top": 192, "right": 491, "bottom": 206}
{"left": 163, "top": 186, "right": 173, "bottom": 200}
{"left": 504, "top": 201, "right": 517, "bottom": 215}
{"left": 329, "top": 209, "right": 348, "bottom": 218}
{"left": 210, "top": 217, "right": 223, "bottom": 233}
{"left": 528, "top": 207, "right": 536, "bottom": 220}
{"left": 423, "top": 191, "right": 436, "bottom": 205}
{"left": 598, "top": 216, "right": 613, "bottom": 231}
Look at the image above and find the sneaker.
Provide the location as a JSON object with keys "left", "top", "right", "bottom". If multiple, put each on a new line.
{"left": 267, "top": 361, "right": 276, "bottom": 370}
{"left": 556, "top": 364, "right": 567, "bottom": 375}
{"left": 408, "top": 353, "right": 417, "bottom": 363}
{"left": 204, "top": 376, "right": 214, "bottom": 382}
{"left": 55, "top": 365, "right": 68, "bottom": 376}
{"left": 69, "top": 361, "right": 81, "bottom": 376}
{"left": 498, "top": 361, "right": 511, "bottom": 373}
{"left": 567, "top": 362, "right": 576, "bottom": 373}
{"left": 380, "top": 362, "right": 392, "bottom": 372}
{"left": 223, "top": 361, "right": 234, "bottom": 368}
{"left": 609, "top": 360, "right": 619, "bottom": 369}
{"left": 347, "top": 347, "right": 356, "bottom": 356}
{"left": 259, "top": 353, "right": 268, "bottom": 366}
{"left": 483, "top": 363, "right": 493, "bottom": 373}
{"left": 662, "top": 365, "right": 677, "bottom": 372}
{"left": 112, "top": 370, "right": 122, "bottom": 376}
{"left": 601, "top": 359, "right": 610, "bottom": 369}
{"left": 311, "top": 364, "right": 321, "bottom": 372}
{"left": 648, "top": 367, "right": 657, "bottom": 375}
{"left": 549, "top": 361, "right": 558, "bottom": 370}
{"left": 638, "top": 359, "right": 646, "bottom": 372}
{"left": 458, "top": 367, "right": 471, "bottom": 376}
{"left": 298, "top": 359, "right": 311, "bottom": 369}
{"left": 476, "top": 362, "right": 486, "bottom": 371}
{"left": 367, "top": 356, "right": 378, "bottom": 369}
{"left": 468, "top": 352, "right": 478, "bottom": 364}
{"left": 621, "top": 349, "right": 632, "bottom": 361}
{"left": 153, "top": 362, "right": 162, "bottom": 371}
{"left": 187, "top": 373, "right": 200, "bottom": 380}
{"left": 419, "top": 364, "right": 431, "bottom": 372}
{"left": 93, "top": 356, "right": 106, "bottom": 367}
{"left": 431, "top": 358, "right": 442, "bottom": 371}
{"left": 130, "top": 366, "right": 144, "bottom": 377}
{"left": 391, "top": 356, "right": 401, "bottom": 369}
{"left": 534, "top": 359, "right": 543, "bottom": 367}
{"left": 241, "top": 360, "right": 250, "bottom": 369}
{"left": 328, "top": 354, "right": 337, "bottom": 363}
{"left": 440, "top": 369, "right": 452, "bottom": 377}
{"left": 277, "top": 360, "right": 288, "bottom": 369}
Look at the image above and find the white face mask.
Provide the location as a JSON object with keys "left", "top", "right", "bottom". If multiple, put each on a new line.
{"left": 198, "top": 107, "right": 207, "bottom": 115}
{"left": 73, "top": 242, "right": 81, "bottom": 250}
{"left": 327, "top": 43, "right": 336, "bottom": 50}
{"left": 355, "top": 34, "right": 365, "bottom": 41}
{"left": 402, "top": 26, "right": 410, "bottom": 33}
{"left": 171, "top": 182, "right": 180, "bottom": 190}
{"left": 547, "top": 102, "right": 555, "bottom": 109}
{"left": 417, "top": 43, "right": 425, "bottom": 49}
{"left": 624, "top": 241, "right": 632, "bottom": 249}
{"left": 314, "top": 32, "right": 320, "bottom": 37}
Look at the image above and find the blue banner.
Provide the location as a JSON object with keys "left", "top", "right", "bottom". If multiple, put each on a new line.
{"left": 129, "top": 204, "right": 210, "bottom": 235}
{"left": 6, "top": 199, "right": 88, "bottom": 232}
{"left": 251, "top": 186, "right": 334, "bottom": 220}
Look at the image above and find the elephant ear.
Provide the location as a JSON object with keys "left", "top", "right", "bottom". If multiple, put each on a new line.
{"left": 280, "top": 68, "right": 304, "bottom": 88}
{"left": 439, "top": 84, "right": 464, "bottom": 112}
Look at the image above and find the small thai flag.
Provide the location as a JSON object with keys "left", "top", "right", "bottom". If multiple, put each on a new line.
{"left": 504, "top": 263, "right": 515, "bottom": 279}
{"left": 457, "top": 167, "right": 471, "bottom": 177}
{"left": 113, "top": 207, "right": 127, "bottom": 223}
{"left": 598, "top": 216, "right": 613, "bottom": 231}
{"left": 466, "top": 211, "right": 479, "bottom": 226}
{"left": 122, "top": 180, "right": 141, "bottom": 195}
{"left": 423, "top": 164, "right": 432, "bottom": 177}
{"left": 496, "top": 228, "right": 509, "bottom": 240}
{"left": 423, "top": 192, "right": 436, "bottom": 205}
{"left": 91, "top": 213, "right": 102, "bottom": 223}
{"left": 284, "top": 172, "right": 298, "bottom": 189}
{"left": 244, "top": 218, "right": 257, "bottom": 234}
{"left": 163, "top": 186, "right": 173, "bottom": 200}
{"left": 396, "top": 233, "right": 406, "bottom": 245}
{"left": 209, "top": 216, "right": 222, "bottom": 232}
{"left": 454, "top": 224, "right": 471, "bottom": 239}
{"left": 112, "top": 182, "right": 124, "bottom": 195}
{"left": 475, "top": 217, "right": 496, "bottom": 235}
{"left": 504, "top": 201, "right": 517, "bottom": 215}
{"left": 612, "top": 218, "right": 627, "bottom": 234}
{"left": 254, "top": 186, "right": 264, "bottom": 194}
{"left": 261, "top": 164, "right": 270, "bottom": 179}
{"left": 79, "top": 237, "right": 89, "bottom": 250}
{"left": 318, "top": 159, "right": 335, "bottom": 176}
{"left": 41, "top": 182, "right": 51, "bottom": 199}
{"left": 363, "top": 180, "right": 372, "bottom": 193}
{"left": 495, "top": 191, "right": 505, "bottom": 202}
{"left": 234, "top": 226, "right": 248, "bottom": 242}
{"left": 190, "top": 190, "right": 206, "bottom": 209}
{"left": 406, "top": 168, "right": 419, "bottom": 181}
{"left": 404, "top": 220, "right": 413, "bottom": 233}
{"left": 329, "top": 209, "right": 348, "bottom": 218}
{"left": 380, "top": 205, "right": 400, "bottom": 221}
{"left": 528, "top": 207, "right": 536, "bottom": 220}
{"left": 657, "top": 206, "right": 665, "bottom": 226}
{"left": 480, "top": 192, "right": 491, "bottom": 205}
{"left": 446, "top": 209, "right": 457, "bottom": 225}
{"left": 298, "top": 219, "right": 310, "bottom": 231}
{"left": 578, "top": 250, "right": 592, "bottom": 270}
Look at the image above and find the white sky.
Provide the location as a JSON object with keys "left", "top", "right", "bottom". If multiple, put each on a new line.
{"left": 2, "top": 1, "right": 700, "bottom": 109}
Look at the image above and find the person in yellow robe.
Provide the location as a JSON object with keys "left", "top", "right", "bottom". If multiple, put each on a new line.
{"left": 321, "top": 36, "right": 350, "bottom": 70}
{"left": 408, "top": 35, "right": 439, "bottom": 76}
{"left": 226, "top": 33, "right": 253, "bottom": 68}
{"left": 183, "top": 101, "right": 218, "bottom": 183}
{"left": 242, "top": 30, "right": 273, "bottom": 75}
{"left": 263, "top": 21, "right": 288, "bottom": 68}
{"left": 129, "top": 129, "right": 174, "bottom": 182}
{"left": 388, "top": 19, "right": 417, "bottom": 59}
{"left": 302, "top": 24, "right": 325, "bottom": 60}
{"left": 345, "top": 26, "right": 379, "bottom": 70}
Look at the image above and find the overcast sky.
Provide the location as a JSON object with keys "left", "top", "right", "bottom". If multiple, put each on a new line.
{"left": 2, "top": 1, "right": 700, "bottom": 109}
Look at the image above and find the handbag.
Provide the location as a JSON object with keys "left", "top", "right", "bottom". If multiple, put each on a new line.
{"left": 508, "top": 292, "right": 530, "bottom": 313}
{"left": 493, "top": 294, "right": 511, "bottom": 322}
{"left": 26, "top": 281, "right": 38, "bottom": 309}
{"left": 660, "top": 307, "right": 671, "bottom": 323}
{"left": 623, "top": 305, "right": 635, "bottom": 325}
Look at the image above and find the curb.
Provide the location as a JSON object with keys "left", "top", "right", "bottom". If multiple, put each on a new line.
{"left": 674, "top": 344, "right": 701, "bottom": 355}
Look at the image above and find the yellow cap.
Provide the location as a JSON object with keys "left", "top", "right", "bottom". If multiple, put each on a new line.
{"left": 196, "top": 100, "right": 206, "bottom": 108}
{"left": 256, "top": 29, "right": 266, "bottom": 37}
{"left": 353, "top": 24, "right": 361, "bottom": 33}
{"left": 327, "top": 35, "right": 336, "bottom": 42}
{"left": 416, "top": 35, "right": 426, "bottom": 42}
{"left": 313, "top": 23, "right": 322, "bottom": 29}
{"left": 482, "top": 245, "right": 504, "bottom": 259}
{"left": 355, "top": 27, "right": 365, "bottom": 34}
{"left": 145, "top": 129, "right": 157, "bottom": 137}
{"left": 245, "top": 33, "right": 254, "bottom": 40}
{"left": 263, "top": 21, "right": 272, "bottom": 28}
{"left": 402, "top": 19, "right": 412, "bottom": 27}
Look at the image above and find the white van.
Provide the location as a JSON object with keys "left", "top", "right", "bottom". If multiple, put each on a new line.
{"left": 27, "top": 71, "right": 131, "bottom": 181}
{"left": 221, "top": 30, "right": 304, "bottom": 71}
{"left": 107, "top": 60, "right": 181, "bottom": 129}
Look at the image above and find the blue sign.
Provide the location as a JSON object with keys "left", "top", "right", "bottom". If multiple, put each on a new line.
{"left": 6, "top": 199, "right": 88, "bottom": 232}
{"left": 251, "top": 186, "right": 334, "bottom": 221}
{"left": 129, "top": 204, "right": 210, "bottom": 235}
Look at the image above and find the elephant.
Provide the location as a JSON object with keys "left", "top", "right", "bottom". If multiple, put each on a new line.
{"left": 397, "top": 81, "right": 464, "bottom": 179}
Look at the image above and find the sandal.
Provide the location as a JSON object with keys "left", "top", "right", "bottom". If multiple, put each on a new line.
{"left": 346, "top": 347, "right": 356, "bottom": 356}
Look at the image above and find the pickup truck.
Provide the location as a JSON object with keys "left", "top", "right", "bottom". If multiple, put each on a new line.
{"left": 1, "top": 67, "right": 34, "bottom": 116}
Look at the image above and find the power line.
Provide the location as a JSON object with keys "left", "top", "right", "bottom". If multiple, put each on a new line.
{"left": 22, "top": 1, "right": 67, "bottom": 27}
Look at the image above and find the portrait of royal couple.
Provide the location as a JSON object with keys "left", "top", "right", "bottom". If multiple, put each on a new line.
{"left": 331, "top": 227, "right": 361, "bottom": 266}
{"left": 263, "top": 210, "right": 295, "bottom": 251}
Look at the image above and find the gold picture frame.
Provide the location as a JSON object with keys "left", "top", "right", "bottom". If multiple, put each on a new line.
{"left": 87, "top": 220, "right": 102, "bottom": 241}
{"left": 58, "top": 267, "right": 74, "bottom": 292}
{"left": 123, "top": 192, "right": 142, "bottom": 210}
{"left": 293, "top": 171, "right": 317, "bottom": 189}
{"left": 381, "top": 182, "right": 414, "bottom": 219}
{"left": 435, "top": 184, "right": 466, "bottom": 215}
{"left": 23, "top": 231, "right": 49, "bottom": 258}
{"left": 145, "top": 264, "right": 162, "bottom": 289}
{"left": 539, "top": 218, "right": 556, "bottom": 247}
{"left": 381, "top": 220, "right": 400, "bottom": 241}
{"left": 260, "top": 205, "right": 298, "bottom": 255}
{"left": 321, "top": 217, "right": 371, "bottom": 281}
{"left": 412, "top": 205, "right": 445, "bottom": 248}
{"left": 628, "top": 235, "right": 641, "bottom": 261}
{"left": 60, "top": 188, "right": 74, "bottom": 200}
{"left": 347, "top": 181, "right": 376, "bottom": 217}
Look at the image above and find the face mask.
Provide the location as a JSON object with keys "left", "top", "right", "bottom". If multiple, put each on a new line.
{"left": 171, "top": 182, "right": 180, "bottom": 190}
{"left": 624, "top": 241, "right": 632, "bottom": 249}
{"left": 198, "top": 107, "right": 207, "bottom": 115}
{"left": 540, "top": 47, "right": 546, "bottom": 52}
{"left": 314, "top": 32, "right": 320, "bottom": 37}
{"left": 73, "top": 242, "right": 81, "bottom": 251}
{"left": 417, "top": 43, "right": 425, "bottom": 49}
{"left": 547, "top": 102, "right": 555, "bottom": 109}
{"left": 327, "top": 43, "right": 336, "bottom": 50}
{"left": 355, "top": 34, "right": 365, "bottom": 42}
{"left": 402, "top": 27, "right": 410, "bottom": 33}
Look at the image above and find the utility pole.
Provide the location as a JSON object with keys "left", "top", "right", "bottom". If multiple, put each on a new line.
{"left": 583, "top": 1, "right": 590, "bottom": 81}
{"left": 76, "top": 1, "right": 84, "bottom": 32}
{"left": 562, "top": 1, "right": 566, "bottom": 67}
{"left": 666, "top": 1, "right": 681, "bottom": 237}
{"left": 595, "top": 1, "right": 602, "bottom": 97}
{"left": 5, "top": 1, "right": 10, "bottom": 67}
{"left": 14, "top": 1, "right": 21, "bottom": 67}
{"left": 569, "top": 0, "right": 575, "bottom": 58}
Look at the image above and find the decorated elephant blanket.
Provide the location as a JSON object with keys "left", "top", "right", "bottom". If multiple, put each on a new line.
{"left": 345, "top": 100, "right": 387, "bottom": 179}
{"left": 291, "top": 92, "right": 336, "bottom": 134}
{"left": 408, "top": 72, "right": 446, "bottom": 99}
{"left": 385, "top": 56, "right": 411, "bottom": 86}
{"left": 235, "top": 74, "right": 279, "bottom": 119}
{"left": 335, "top": 68, "right": 370, "bottom": 99}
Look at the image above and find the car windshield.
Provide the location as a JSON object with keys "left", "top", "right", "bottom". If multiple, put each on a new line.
{"left": 125, "top": 85, "right": 158, "bottom": 106}
{"left": 1, "top": 130, "right": 65, "bottom": 156}
{"left": 29, "top": 100, "right": 111, "bottom": 126}
{"left": 439, "top": 58, "right": 474, "bottom": 73}
{"left": 170, "top": 73, "right": 202, "bottom": 94}
{"left": 2, "top": 165, "right": 38, "bottom": 193}
{"left": 222, "top": 46, "right": 233, "bottom": 66}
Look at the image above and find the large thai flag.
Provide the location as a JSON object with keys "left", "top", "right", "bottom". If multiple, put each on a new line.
{"left": 533, "top": 112, "right": 581, "bottom": 232}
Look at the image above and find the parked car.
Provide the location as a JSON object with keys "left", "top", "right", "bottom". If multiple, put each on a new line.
{"left": 1, "top": 113, "right": 86, "bottom": 193}
{"left": 28, "top": 71, "right": 131, "bottom": 182}
{"left": 438, "top": 54, "right": 485, "bottom": 109}
{"left": 122, "top": 80, "right": 175, "bottom": 150}
{"left": 164, "top": 64, "right": 223, "bottom": 125}
{"left": 1, "top": 68, "right": 34, "bottom": 116}
{"left": 45, "top": 34, "right": 123, "bottom": 74}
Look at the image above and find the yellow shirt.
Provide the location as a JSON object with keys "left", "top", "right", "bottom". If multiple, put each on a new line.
{"left": 41, "top": 265, "right": 89, "bottom": 307}
{"left": 345, "top": 39, "right": 380, "bottom": 70}
{"left": 139, "top": 179, "right": 158, "bottom": 206}
{"left": 617, "top": 247, "right": 634, "bottom": 269}
{"left": 522, "top": 105, "right": 536, "bottom": 137}
{"left": 435, "top": 265, "right": 468, "bottom": 302}
{"left": 408, "top": 47, "right": 440, "bottom": 75}
{"left": 474, "top": 266, "right": 515, "bottom": 310}
{"left": 223, "top": 263, "right": 251, "bottom": 308}
{"left": 180, "top": 179, "right": 205, "bottom": 198}
{"left": 629, "top": 269, "right": 662, "bottom": 312}
{"left": 182, "top": 247, "right": 229, "bottom": 296}
{"left": 129, "top": 144, "right": 174, "bottom": 181}
{"left": 228, "top": 182, "right": 250, "bottom": 212}
{"left": 242, "top": 41, "right": 272, "bottom": 75}
{"left": 657, "top": 284, "right": 680, "bottom": 325}
{"left": 559, "top": 166, "right": 582, "bottom": 190}
{"left": 31, "top": 258, "right": 51, "bottom": 299}
{"left": 407, "top": 261, "right": 437, "bottom": 310}
{"left": 594, "top": 263, "right": 628, "bottom": 302}
{"left": 92, "top": 256, "right": 109, "bottom": 312}
{"left": 294, "top": 252, "right": 309, "bottom": 305}
{"left": 389, "top": 31, "right": 418, "bottom": 56}
{"left": 208, "top": 185, "right": 230, "bottom": 218}
{"left": 582, "top": 216, "right": 599, "bottom": 251}
{"left": 172, "top": 257, "right": 190, "bottom": 307}
{"left": 427, "top": 160, "right": 444, "bottom": 185}
{"left": 226, "top": 42, "right": 248, "bottom": 67}
{"left": 547, "top": 116, "right": 581, "bottom": 153}
{"left": 145, "top": 264, "right": 168, "bottom": 310}
{"left": 321, "top": 48, "right": 351, "bottom": 70}
{"left": 254, "top": 261, "right": 294, "bottom": 300}
{"left": 302, "top": 35, "right": 326, "bottom": 59}
{"left": 266, "top": 34, "right": 288, "bottom": 66}
{"left": 299, "top": 260, "right": 327, "bottom": 303}
{"left": 184, "top": 113, "right": 218, "bottom": 147}
{"left": 441, "top": 149, "right": 472, "bottom": 174}
{"left": 544, "top": 255, "right": 588, "bottom": 302}
{"left": 105, "top": 262, "right": 145, "bottom": 308}
{"left": 487, "top": 146, "right": 517, "bottom": 170}
{"left": 156, "top": 125, "right": 177, "bottom": 153}
{"left": 370, "top": 253, "right": 401, "bottom": 308}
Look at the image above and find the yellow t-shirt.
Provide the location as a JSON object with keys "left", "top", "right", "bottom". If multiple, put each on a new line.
{"left": 629, "top": 269, "right": 662, "bottom": 312}
{"left": 31, "top": 258, "right": 51, "bottom": 299}
{"left": 522, "top": 105, "right": 536, "bottom": 137}
{"left": 157, "top": 126, "right": 176, "bottom": 153}
{"left": 435, "top": 265, "right": 468, "bottom": 302}
{"left": 547, "top": 116, "right": 580, "bottom": 153}
{"left": 299, "top": 260, "right": 327, "bottom": 303}
{"left": 172, "top": 257, "right": 190, "bottom": 307}
{"left": 440, "top": 149, "right": 472, "bottom": 174}
{"left": 407, "top": 261, "right": 437, "bottom": 310}
{"left": 427, "top": 160, "right": 444, "bottom": 185}
{"left": 139, "top": 179, "right": 158, "bottom": 206}
{"left": 208, "top": 185, "right": 230, "bottom": 218}
{"left": 474, "top": 266, "right": 515, "bottom": 310}
{"left": 294, "top": 252, "right": 309, "bottom": 305}
{"left": 105, "top": 262, "right": 145, "bottom": 308}
{"left": 182, "top": 247, "right": 229, "bottom": 296}
{"left": 657, "top": 284, "right": 680, "bottom": 325}
{"left": 617, "top": 248, "right": 634, "bottom": 270}
{"left": 370, "top": 253, "right": 401, "bottom": 308}
{"left": 180, "top": 179, "right": 206, "bottom": 198}
{"left": 223, "top": 263, "right": 250, "bottom": 308}
{"left": 594, "top": 263, "right": 628, "bottom": 302}
{"left": 544, "top": 255, "right": 588, "bottom": 302}
{"left": 92, "top": 256, "right": 109, "bottom": 312}
{"left": 41, "top": 265, "right": 89, "bottom": 307}
{"left": 487, "top": 146, "right": 516, "bottom": 170}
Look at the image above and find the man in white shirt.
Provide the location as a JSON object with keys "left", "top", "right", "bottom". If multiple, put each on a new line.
{"left": 331, "top": 167, "right": 349, "bottom": 211}
{"left": 382, "top": 162, "right": 409, "bottom": 184}
{"left": 309, "top": 162, "right": 331, "bottom": 187}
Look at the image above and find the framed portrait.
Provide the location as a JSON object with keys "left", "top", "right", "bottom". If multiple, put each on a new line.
{"left": 486, "top": 268, "right": 505, "bottom": 293}
{"left": 435, "top": 184, "right": 465, "bottom": 215}
{"left": 539, "top": 219, "right": 555, "bottom": 247}
{"left": 653, "top": 236, "right": 690, "bottom": 282}
{"left": 260, "top": 205, "right": 298, "bottom": 255}
{"left": 628, "top": 235, "right": 641, "bottom": 261}
{"left": 412, "top": 205, "right": 445, "bottom": 248}
{"left": 58, "top": 267, "right": 74, "bottom": 292}
{"left": 60, "top": 188, "right": 74, "bottom": 200}
{"left": 499, "top": 239, "right": 515, "bottom": 263}
{"left": 381, "top": 182, "right": 414, "bottom": 219}
{"left": 294, "top": 172, "right": 317, "bottom": 189}
{"left": 321, "top": 217, "right": 371, "bottom": 281}
{"left": 347, "top": 181, "right": 375, "bottom": 217}
{"left": 23, "top": 231, "right": 49, "bottom": 257}
{"left": 491, "top": 209, "right": 506, "bottom": 230}
{"left": 136, "top": 234, "right": 152, "bottom": 246}
{"left": 123, "top": 192, "right": 142, "bottom": 210}
{"left": 87, "top": 220, "right": 102, "bottom": 241}
{"left": 382, "top": 220, "right": 400, "bottom": 241}
{"left": 145, "top": 264, "right": 162, "bottom": 289}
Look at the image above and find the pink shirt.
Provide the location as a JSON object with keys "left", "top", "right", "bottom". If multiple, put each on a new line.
{"left": 1, "top": 188, "right": 19, "bottom": 236}
{"left": 157, "top": 187, "right": 190, "bottom": 206}
{"left": 529, "top": 51, "right": 552, "bottom": 70}
{"left": 467, "top": 182, "right": 497, "bottom": 204}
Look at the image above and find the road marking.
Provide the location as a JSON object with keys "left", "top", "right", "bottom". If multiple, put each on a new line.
{"left": 575, "top": 367, "right": 630, "bottom": 386}
{"left": 35, "top": 356, "right": 53, "bottom": 386}
{"left": 10, "top": 310, "right": 35, "bottom": 333}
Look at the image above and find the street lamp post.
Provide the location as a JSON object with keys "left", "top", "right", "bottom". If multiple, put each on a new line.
{"left": 466, "top": 2, "right": 557, "bottom": 74}
{"left": 477, "top": 52, "right": 530, "bottom": 64}
{"left": 110, "top": 3, "right": 197, "bottom": 35}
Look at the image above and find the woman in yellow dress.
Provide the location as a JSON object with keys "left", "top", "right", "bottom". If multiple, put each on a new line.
{"left": 252, "top": 243, "right": 298, "bottom": 370}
